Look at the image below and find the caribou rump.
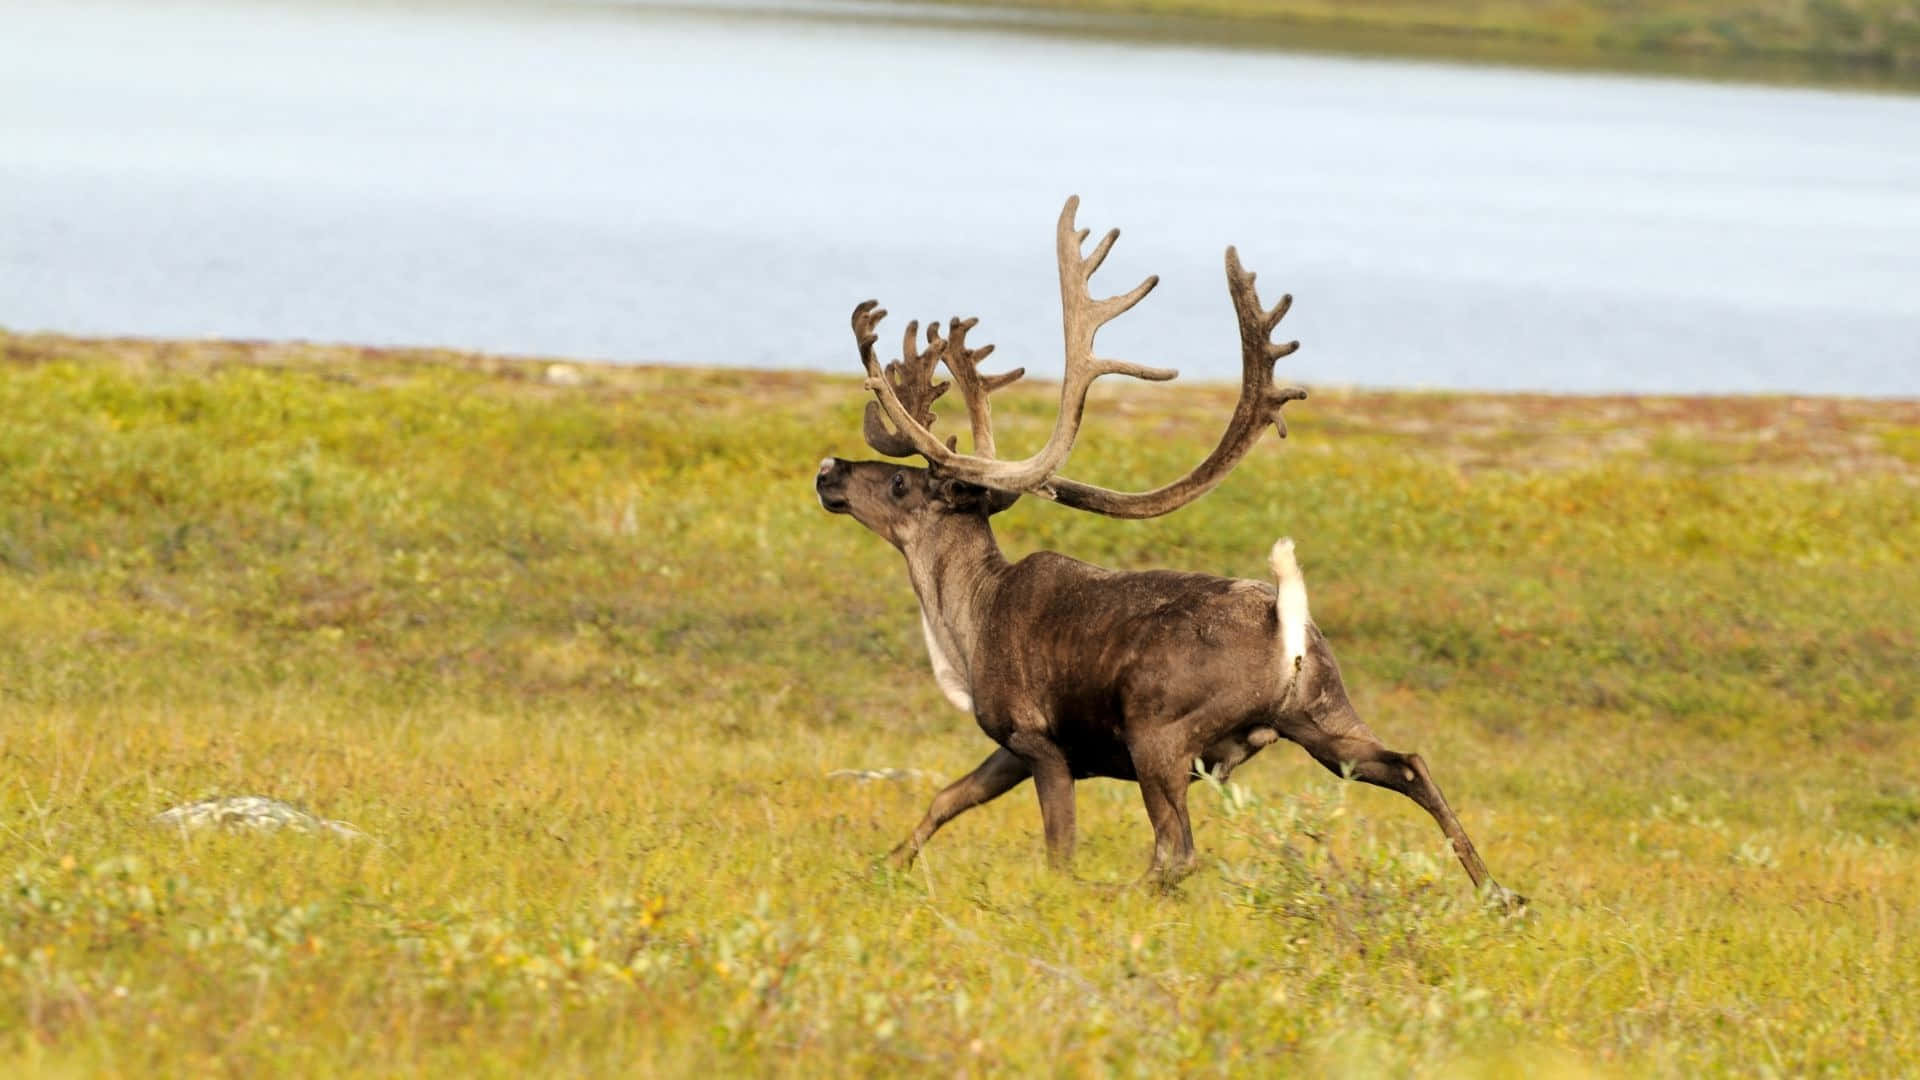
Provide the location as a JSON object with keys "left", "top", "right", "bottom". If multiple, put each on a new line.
{"left": 815, "top": 197, "right": 1520, "bottom": 907}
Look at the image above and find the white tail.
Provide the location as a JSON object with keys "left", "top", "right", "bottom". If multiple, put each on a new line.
{"left": 1270, "top": 537, "right": 1310, "bottom": 681}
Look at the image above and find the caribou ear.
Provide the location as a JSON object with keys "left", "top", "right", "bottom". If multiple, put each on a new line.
{"left": 934, "top": 476, "right": 979, "bottom": 507}
{"left": 935, "top": 476, "right": 1017, "bottom": 515}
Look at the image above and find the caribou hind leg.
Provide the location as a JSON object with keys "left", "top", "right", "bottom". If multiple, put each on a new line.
{"left": 1270, "top": 538, "right": 1522, "bottom": 909}
{"left": 1132, "top": 726, "right": 1205, "bottom": 886}
{"left": 1292, "top": 726, "right": 1525, "bottom": 911}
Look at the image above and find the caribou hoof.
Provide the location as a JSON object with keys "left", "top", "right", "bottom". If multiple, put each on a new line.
{"left": 1484, "top": 882, "right": 1529, "bottom": 915}
{"left": 878, "top": 843, "right": 918, "bottom": 872}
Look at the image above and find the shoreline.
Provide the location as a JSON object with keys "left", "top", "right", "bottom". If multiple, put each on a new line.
{"left": 8, "top": 330, "right": 1917, "bottom": 480}
{"left": 7, "top": 328, "right": 1917, "bottom": 405}
{"left": 856, "top": 0, "right": 1920, "bottom": 92}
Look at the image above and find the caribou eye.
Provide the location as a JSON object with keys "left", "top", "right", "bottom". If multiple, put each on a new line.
{"left": 890, "top": 472, "right": 910, "bottom": 499}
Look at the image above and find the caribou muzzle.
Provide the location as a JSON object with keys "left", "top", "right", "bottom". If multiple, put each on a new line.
{"left": 815, "top": 457, "right": 852, "bottom": 513}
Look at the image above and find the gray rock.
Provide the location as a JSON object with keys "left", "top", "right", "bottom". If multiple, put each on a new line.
{"left": 154, "top": 796, "right": 364, "bottom": 839}
{"left": 826, "top": 768, "right": 930, "bottom": 783}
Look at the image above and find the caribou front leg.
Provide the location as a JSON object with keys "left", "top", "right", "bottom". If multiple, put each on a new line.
{"left": 884, "top": 748, "right": 1031, "bottom": 869}
{"left": 1008, "top": 731, "right": 1077, "bottom": 870}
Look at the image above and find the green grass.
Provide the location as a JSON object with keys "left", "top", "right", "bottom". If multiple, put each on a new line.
{"left": 1, "top": 331, "right": 1917, "bottom": 1075}
{"left": 899, "top": 0, "right": 1920, "bottom": 86}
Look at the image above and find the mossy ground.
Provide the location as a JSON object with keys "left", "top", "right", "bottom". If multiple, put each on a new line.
{"left": 1, "top": 332, "right": 1916, "bottom": 1075}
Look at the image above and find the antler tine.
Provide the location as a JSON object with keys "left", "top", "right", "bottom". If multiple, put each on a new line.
{"left": 855, "top": 301, "right": 950, "bottom": 459}
{"left": 1224, "top": 245, "right": 1306, "bottom": 436}
{"left": 1082, "top": 226, "right": 1119, "bottom": 278}
{"left": 860, "top": 196, "right": 1177, "bottom": 491}
{"left": 939, "top": 316, "right": 1024, "bottom": 458}
{"left": 1043, "top": 245, "right": 1306, "bottom": 518}
{"left": 1057, "top": 195, "right": 1175, "bottom": 384}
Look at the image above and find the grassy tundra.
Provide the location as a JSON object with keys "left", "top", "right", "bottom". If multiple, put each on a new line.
{"left": 1, "top": 331, "right": 1917, "bottom": 1075}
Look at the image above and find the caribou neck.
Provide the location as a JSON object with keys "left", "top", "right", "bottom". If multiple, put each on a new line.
{"left": 900, "top": 513, "right": 1007, "bottom": 677}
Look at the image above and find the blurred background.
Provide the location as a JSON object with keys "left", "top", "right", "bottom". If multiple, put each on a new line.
{"left": 4, "top": 0, "right": 1917, "bottom": 394}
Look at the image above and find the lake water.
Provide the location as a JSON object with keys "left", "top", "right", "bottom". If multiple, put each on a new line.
{"left": 5, "top": 0, "right": 1918, "bottom": 395}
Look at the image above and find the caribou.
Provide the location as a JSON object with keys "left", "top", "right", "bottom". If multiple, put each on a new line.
{"left": 815, "top": 197, "right": 1521, "bottom": 908}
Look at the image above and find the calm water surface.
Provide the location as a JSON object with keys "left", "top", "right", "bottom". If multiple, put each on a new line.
{"left": 4, "top": 0, "right": 1918, "bottom": 394}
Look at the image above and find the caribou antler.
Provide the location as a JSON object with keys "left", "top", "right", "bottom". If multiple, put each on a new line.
{"left": 853, "top": 197, "right": 1305, "bottom": 517}
{"left": 932, "top": 317, "right": 1024, "bottom": 458}
{"left": 854, "top": 304, "right": 1023, "bottom": 458}
{"left": 855, "top": 301, "right": 950, "bottom": 458}
{"left": 1046, "top": 246, "right": 1306, "bottom": 517}
{"left": 863, "top": 196, "right": 1172, "bottom": 487}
